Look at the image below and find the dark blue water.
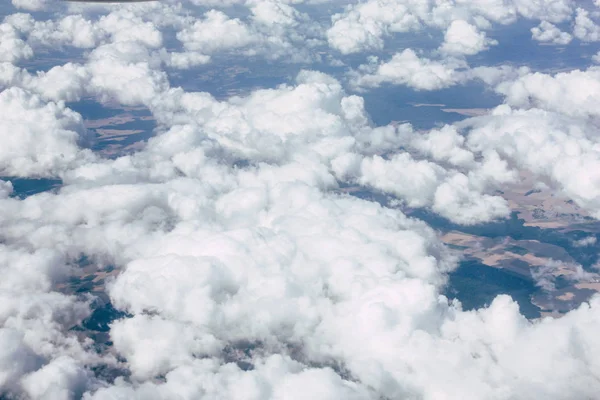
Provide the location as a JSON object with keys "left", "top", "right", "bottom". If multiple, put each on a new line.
{"left": 82, "top": 299, "right": 130, "bottom": 333}
{"left": 70, "top": 295, "right": 132, "bottom": 383}
{"left": 2, "top": 177, "right": 62, "bottom": 198}
{"left": 445, "top": 259, "right": 542, "bottom": 318}
{"left": 411, "top": 210, "right": 600, "bottom": 269}
{"left": 361, "top": 80, "right": 503, "bottom": 129}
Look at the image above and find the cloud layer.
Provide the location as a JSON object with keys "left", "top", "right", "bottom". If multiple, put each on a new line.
{"left": 1, "top": 0, "right": 600, "bottom": 399}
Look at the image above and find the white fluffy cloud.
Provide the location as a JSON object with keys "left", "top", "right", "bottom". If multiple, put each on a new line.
{"left": 327, "top": 0, "right": 422, "bottom": 54}
{"left": 10, "top": 0, "right": 49, "bottom": 11}
{"left": 2, "top": 0, "right": 600, "bottom": 399}
{"left": 440, "top": 20, "right": 497, "bottom": 56}
{"left": 0, "top": 2, "right": 320, "bottom": 76}
{"left": 573, "top": 7, "right": 600, "bottom": 42}
{"left": 0, "top": 62, "right": 91, "bottom": 103}
{"left": 176, "top": 8, "right": 322, "bottom": 63}
{"left": 531, "top": 20, "right": 572, "bottom": 45}
{"left": 0, "top": 18, "right": 33, "bottom": 63}
{"left": 0, "top": 180, "right": 13, "bottom": 199}
{"left": 350, "top": 49, "right": 464, "bottom": 90}
{"left": 493, "top": 66, "right": 600, "bottom": 118}
{"left": 21, "top": 356, "right": 92, "bottom": 400}
{"left": 16, "top": 14, "right": 108, "bottom": 49}
{"left": 177, "top": 10, "right": 257, "bottom": 54}
{"left": 2, "top": 9, "right": 162, "bottom": 58}
{"left": 463, "top": 106, "right": 600, "bottom": 218}
{"left": 87, "top": 42, "right": 169, "bottom": 106}
{"left": 327, "top": 0, "right": 574, "bottom": 54}
{"left": 0, "top": 87, "right": 94, "bottom": 176}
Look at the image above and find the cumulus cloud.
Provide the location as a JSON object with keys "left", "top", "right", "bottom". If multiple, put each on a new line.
{"left": 0, "top": 243, "right": 108, "bottom": 398}
{"left": 87, "top": 42, "right": 169, "bottom": 106}
{"left": 176, "top": 8, "right": 322, "bottom": 63}
{"left": 17, "top": 14, "right": 108, "bottom": 49}
{"left": 350, "top": 49, "right": 465, "bottom": 90}
{"left": 10, "top": 0, "right": 49, "bottom": 11}
{"left": 1, "top": 1, "right": 324, "bottom": 74}
{"left": 164, "top": 51, "right": 211, "bottom": 69}
{"left": 439, "top": 20, "right": 497, "bottom": 56}
{"left": 0, "top": 18, "right": 33, "bottom": 63}
{"left": 512, "top": 0, "right": 573, "bottom": 22}
{"left": 1, "top": 9, "right": 163, "bottom": 59}
{"left": 2, "top": 0, "right": 600, "bottom": 399}
{"left": 531, "top": 20, "right": 572, "bottom": 45}
{"left": 177, "top": 10, "right": 257, "bottom": 54}
{"left": 0, "top": 87, "right": 94, "bottom": 176}
{"left": 492, "top": 66, "right": 600, "bottom": 118}
{"left": 21, "top": 356, "right": 92, "bottom": 400}
{"left": 573, "top": 7, "right": 600, "bottom": 42}
{"left": 0, "top": 62, "right": 91, "bottom": 103}
{"left": 327, "top": 0, "right": 574, "bottom": 54}
{"left": 462, "top": 106, "right": 600, "bottom": 218}
{"left": 0, "top": 180, "right": 13, "bottom": 199}
{"left": 574, "top": 236, "right": 597, "bottom": 247}
{"left": 326, "top": 0, "right": 421, "bottom": 54}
